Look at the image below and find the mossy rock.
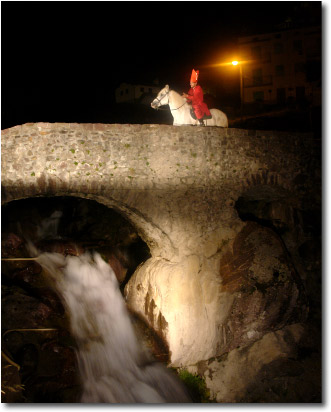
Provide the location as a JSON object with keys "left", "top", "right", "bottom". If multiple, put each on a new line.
{"left": 176, "top": 369, "right": 215, "bottom": 403}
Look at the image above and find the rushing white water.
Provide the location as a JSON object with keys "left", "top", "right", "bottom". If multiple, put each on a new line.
{"left": 36, "top": 210, "right": 63, "bottom": 239}
{"left": 37, "top": 251, "right": 191, "bottom": 403}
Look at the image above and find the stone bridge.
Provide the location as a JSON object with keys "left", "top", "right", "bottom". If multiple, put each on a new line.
{"left": 1, "top": 123, "right": 320, "bottom": 401}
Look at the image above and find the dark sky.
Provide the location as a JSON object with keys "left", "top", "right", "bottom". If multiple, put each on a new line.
{"left": 1, "top": 1, "right": 321, "bottom": 128}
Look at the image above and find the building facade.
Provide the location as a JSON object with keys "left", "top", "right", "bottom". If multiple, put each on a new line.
{"left": 115, "top": 82, "right": 160, "bottom": 105}
{"left": 238, "top": 26, "right": 321, "bottom": 107}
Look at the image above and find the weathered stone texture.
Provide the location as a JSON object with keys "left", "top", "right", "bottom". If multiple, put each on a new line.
{"left": 197, "top": 323, "right": 307, "bottom": 402}
{"left": 1, "top": 123, "right": 320, "bottom": 401}
{"left": 1, "top": 123, "right": 318, "bottom": 260}
{"left": 216, "top": 222, "right": 308, "bottom": 355}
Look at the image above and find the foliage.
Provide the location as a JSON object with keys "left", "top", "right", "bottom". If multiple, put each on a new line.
{"left": 177, "top": 369, "right": 215, "bottom": 403}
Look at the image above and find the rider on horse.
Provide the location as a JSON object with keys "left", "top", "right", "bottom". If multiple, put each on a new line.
{"left": 182, "top": 69, "right": 212, "bottom": 126}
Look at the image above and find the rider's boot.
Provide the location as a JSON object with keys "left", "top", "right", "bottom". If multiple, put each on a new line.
{"left": 198, "top": 119, "right": 205, "bottom": 126}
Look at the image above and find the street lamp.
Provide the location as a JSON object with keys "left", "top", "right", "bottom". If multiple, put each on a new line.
{"left": 204, "top": 59, "right": 247, "bottom": 122}
{"left": 232, "top": 61, "right": 244, "bottom": 122}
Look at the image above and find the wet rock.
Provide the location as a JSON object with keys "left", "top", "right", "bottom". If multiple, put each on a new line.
{"left": 27, "top": 338, "right": 80, "bottom": 402}
{"left": 11, "top": 262, "right": 42, "bottom": 287}
{"left": 38, "top": 342, "right": 77, "bottom": 379}
{"left": 108, "top": 253, "right": 128, "bottom": 284}
{"left": 1, "top": 233, "right": 24, "bottom": 257}
{"left": 217, "top": 221, "right": 308, "bottom": 355}
{"left": 2, "top": 291, "right": 53, "bottom": 330}
{"left": 125, "top": 255, "right": 210, "bottom": 366}
{"left": 37, "top": 287, "right": 65, "bottom": 315}
{"left": 2, "top": 328, "right": 80, "bottom": 403}
{"left": 3, "top": 331, "right": 25, "bottom": 358}
{"left": 99, "top": 241, "right": 150, "bottom": 285}
{"left": 200, "top": 323, "right": 312, "bottom": 403}
{"left": 129, "top": 310, "right": 170, "bottom": 364}
{"left": 17, "top": 344, "right": 39, "bottom": 379}
{"left": 1, "top": 196, "right": 153, "bottom": 403}
{"left": 126, "top": 222, "right": 309, "bottom": 368}
{"left": 36, "top": 239, "right": 85, "bottom": 256}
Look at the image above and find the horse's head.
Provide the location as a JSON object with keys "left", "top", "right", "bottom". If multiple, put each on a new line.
{"left": 151, "top": 85, "right": 170, "bottom": 109}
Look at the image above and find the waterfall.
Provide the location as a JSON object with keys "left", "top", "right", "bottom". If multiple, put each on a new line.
{"left": 37, "top": 251, "right": 191, "bottom": 403}
{"left": 36, "top": 210, "right": 63, "bottom": 239}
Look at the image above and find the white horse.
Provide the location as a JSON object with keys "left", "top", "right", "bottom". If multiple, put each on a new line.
{"left": 151, "top": 85, "right": 228, "bottom": 127}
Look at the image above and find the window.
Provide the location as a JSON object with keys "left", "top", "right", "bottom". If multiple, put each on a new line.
{"left": 251, "top": 46, "right": 262, "bottom": 59}
{"left": 306, "top": 38, "right": 321, "bottom": 58}
{"left": 296, "top": 86, "right": 305, "bottom": 101}
{"left": 277, "top": 88, "right": 286, "bottom": 104}
{"left": 294, "top": 62, "right": 305, "bottom": 73}
{"left": 275, "top": 65, "right": 285, "bottom": 76}
{"left": 275, "top": 33, "right": 282, "bottom": 39}
{"left": 253, "top": 68, "right": 263, "bottom": 85}
{"left": 306, "top": 60, "right": 321, "bottom": 82}
{"left": 253, "top": 91, "right": 264, "bottom": 102}
{"left": 140, "top": 87, "right": 145, "bottom": 92}
{"left": 293, "top": 39, "right": 303, "bottom": 54}
{"left": 274, "top": 42, "right": 284, "bottom": 54}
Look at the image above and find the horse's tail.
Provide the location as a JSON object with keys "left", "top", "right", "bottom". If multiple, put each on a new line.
{"left": 223, "top": 113, "right": 229, "bottom": 128}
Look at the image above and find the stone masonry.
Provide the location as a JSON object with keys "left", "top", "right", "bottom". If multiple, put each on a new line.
{"left": 1, "top": 123, "right": 318, "bottom": 260}
{"left": 1, "top": 123, "right": 320, "bottom": 401}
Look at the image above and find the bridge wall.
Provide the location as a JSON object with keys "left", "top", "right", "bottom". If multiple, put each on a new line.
{"left": 1, "top": 122, "right": 316, "bottom": 260}
{"left": 1, "top": 123, "right": 319, "bottom": 375}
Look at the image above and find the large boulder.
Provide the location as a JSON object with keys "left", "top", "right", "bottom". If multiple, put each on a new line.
{"left": 125, "top": 255, "right": 216, "bottom": 366}
{"left": 194, "top": 323, "right": 320, "bottom": 402}
{"left": 125, "top": 222, "right": 308, "bottom": 368}
{"left": 216, "top": 221, "right": 308, "bottom": 356}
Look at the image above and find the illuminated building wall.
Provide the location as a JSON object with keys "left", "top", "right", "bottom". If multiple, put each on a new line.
{"left": 238, "top": 26, "right": 321, "bottom": 106}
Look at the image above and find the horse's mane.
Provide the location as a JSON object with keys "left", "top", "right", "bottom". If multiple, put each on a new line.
{"left": 169, "top": 88, "right": 187, "bottom": 104}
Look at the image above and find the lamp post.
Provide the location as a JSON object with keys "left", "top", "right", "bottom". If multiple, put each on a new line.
{"left": 232, "top": 61, "right": 243, "bottom": 122}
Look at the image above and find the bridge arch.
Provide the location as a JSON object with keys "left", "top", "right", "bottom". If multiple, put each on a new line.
{"left": 2, "top": 122, "right": 316, "bottom": 259}
{"left": 1, "top": 122, "right": 319, "bottom": 373}
{"left": 2, "top": 192, "right": 175, "bottom": 260}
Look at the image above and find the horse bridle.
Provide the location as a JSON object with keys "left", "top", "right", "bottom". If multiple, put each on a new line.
{"left": 153, "top": 90, "right": 187, "bottom": 111}
{"left": 153, "top": 91, "right": 169, "bottom": 109}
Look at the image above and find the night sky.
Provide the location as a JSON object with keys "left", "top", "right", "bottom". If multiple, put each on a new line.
{"left": 1, "top": 1, "right": 322, "bottom": 129}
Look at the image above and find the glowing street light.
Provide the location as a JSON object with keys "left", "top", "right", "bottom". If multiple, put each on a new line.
{"left": 232, "top": 61, "right": 244, "bottom": 122}
{"left": 204, "top": 59, "right": 248, "bottom": 122}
